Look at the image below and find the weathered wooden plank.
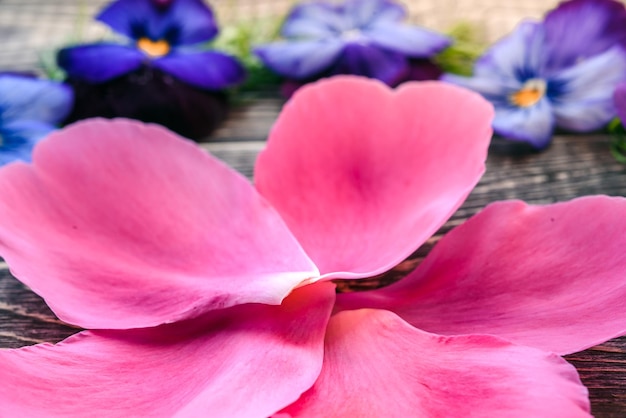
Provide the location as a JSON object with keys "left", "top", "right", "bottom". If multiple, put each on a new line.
{"left": 0, "top": 269, "right": 77, "bottom": 348}
{"left": 211, "top": 98, "right": 284, "bottom": 142}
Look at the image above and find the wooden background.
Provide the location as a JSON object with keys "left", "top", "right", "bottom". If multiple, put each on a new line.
{"left": 2, "top": 97, "right": 626, "bottom": 416}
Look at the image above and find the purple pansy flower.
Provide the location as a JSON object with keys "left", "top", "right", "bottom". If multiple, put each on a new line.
{"left": 57, "top": 0, "right": 245, "bottom": 91}
{"left": 443, "top": 0, "right": 626, "bottom": 150}
{"left": 614, "top": 82, "right": 626, "bottom": 123}
{"left": 254, "top": 0, "right": 450, "bottom": 87}
{"left": 56, "top": 0, "right": 244, "bottom": 139}
{"left": 0, "top": 74, "right": 73, "bottom": 166}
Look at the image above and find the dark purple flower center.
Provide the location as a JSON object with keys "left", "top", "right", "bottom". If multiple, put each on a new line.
{"left": 151, "top": 0, "right": 173, "bottom": 9}
{"left": 130, "top": 21, "right": 182, "bottom": 46}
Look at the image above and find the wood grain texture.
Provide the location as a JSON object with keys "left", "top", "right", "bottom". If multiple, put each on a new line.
{"left": 1, "top": 112, "right": 626, "bottom": 416}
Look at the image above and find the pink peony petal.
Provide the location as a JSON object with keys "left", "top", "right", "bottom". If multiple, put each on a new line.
{"left": 337, "top": 196, "right": 626, "bottom": 355}
{"left": 0, "top": 283, "right": 335, "bottom": 418}
{"left": 255, "top": 76, "right": 493, "bottom": 279}
{"left": 277, "top": 309, "right": 591, "bottom": 417}
{"left": 0, "top": 119, "right": 318, "bottom": 329}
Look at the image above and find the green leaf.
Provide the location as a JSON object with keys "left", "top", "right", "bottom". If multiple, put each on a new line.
{"left": 435, "top": 22, "right": 486, "bottom": 76}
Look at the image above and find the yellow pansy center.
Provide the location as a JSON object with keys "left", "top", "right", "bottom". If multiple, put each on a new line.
{"left": 137, "top": 38, "right": 171, "bottom": 58}
{"left": 509, "top": 78, "right": 547, "bottom": 107}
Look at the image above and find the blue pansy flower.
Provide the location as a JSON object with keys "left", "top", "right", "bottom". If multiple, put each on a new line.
{"left": 0, "top": 74, "right": 73, "bottom": 166}
{"left": 57, "top": 0, "right": 245, "bottom": 90}
{"left": 443, "top": 0, "right": 626, "bottom": 150}
{"left": 254, "top": 0, "right": 450, "bottom": 86}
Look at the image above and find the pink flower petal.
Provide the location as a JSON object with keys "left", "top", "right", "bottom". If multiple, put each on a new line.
{"left": 0, "top": 283, "right": 335, "bottom": 417}
{"left": 278, "top": 309, "right": 591, "bottom": 417}
{"left": 255, "top": 76, "right": 493, "bottom": 279}
{"left": 337, "top": 196, "right": 626, "bottom": 355}
{"left": 0, "top": 119, "right": 318, "bottom": 329}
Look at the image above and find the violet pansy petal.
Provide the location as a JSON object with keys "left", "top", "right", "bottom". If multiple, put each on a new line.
{"left": 154, "top": 0, "right": 218, "bottom": 44}
{"left": 551, "top": 46, "right": 626, "bottom": 132}
{"left": 543, "top": 0, "right": 626, "bottom": 73}
{"left": 1, "top": 117, "right": 53, "bottom": 144}
{"left": 329, "top": 42, "right": 408, "bottom": 84}
{"left": 337, "top": 197, "right": 626, "bottom": 356}
{"left": 0, "top": 75, "right": 73, "bottom": 125}
{"left": 614, "top": 82, "right": 626, "bottom": 123}
{"left": 57, "top": 43, "right": 144, "bottom": 83}
{"left": 0, "top": 283, "right": 336, "bottom": 418}
{"left": 0, "top": 121, "right": 53, "bottom": 165}
{"left": 255, "top": 77, "right": 493, "bottom": 279}
{"left": 474, "top": 20, "right": 544, "bottom": 80}
{"left": 365, "top": 23, "right": 452, "bottom": 57}
{"left": 343, "top": 0, "right": 406, "bottom": 27}
{"left": 97, "top": 0, "right": 154, "bottom": 38}
{"left": 442, "top": 73, "right": 520, "bottom": 101}
{"left": 3, "top": 120, "right": 55, "bottom": 141}
{"left": 152, "top": 50, "right": 246, "bottom": 90}
{"left": 255, "top": 40, "right": 344, "bottom": 80}
{"left": 0, "top": 119, "right": 319, "bottom": 330}
{"left": 492, "top": 98, "right": 554, "bottom": 150}
{"left": 281, "top": 2, "right": 345, "bottom": 38}
{"left": 278, "top": 309, "right": 591, "bottom": 417}
{"left": 98, "top": 0, "right": 218, "bottom": 45}
{"left": 0, "top": 137, "right": 35, "bottom": 165}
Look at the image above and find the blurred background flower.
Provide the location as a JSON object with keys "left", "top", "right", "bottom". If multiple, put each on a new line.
{"left": 0, "top": 74, "right": 73, "bottom": 166}
{"left": 254, "top": 0, "right": 451, "bottom": 96}
{"left": 56, "top": 0, "right": 245, "bottom": 140}
{"left": 444, "top": 0, "right": 626, "bottom": 150}
{"left": 615, "top": 83, "right": 626, "bottom": 126}
{"left": 609, "top": 82, "right": 626, "bottom": 163}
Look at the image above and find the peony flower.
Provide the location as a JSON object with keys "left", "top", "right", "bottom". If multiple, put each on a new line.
{"left": 56, "top": 0, "right": 245, "bottom": 139}
{"left": 0, "top": 74, "right": 73, "bottom": 166}
{"left": 1, "top": 77, "right": 626, "bottom": 416}
{"left": 444, "top": 0, "right": 626, "bottom": 150}
{"left": 255, "top": 0, "right": 450, "bottom": 92}
{"left": 57, "top": 0, "right": 245, "bottom": 90}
